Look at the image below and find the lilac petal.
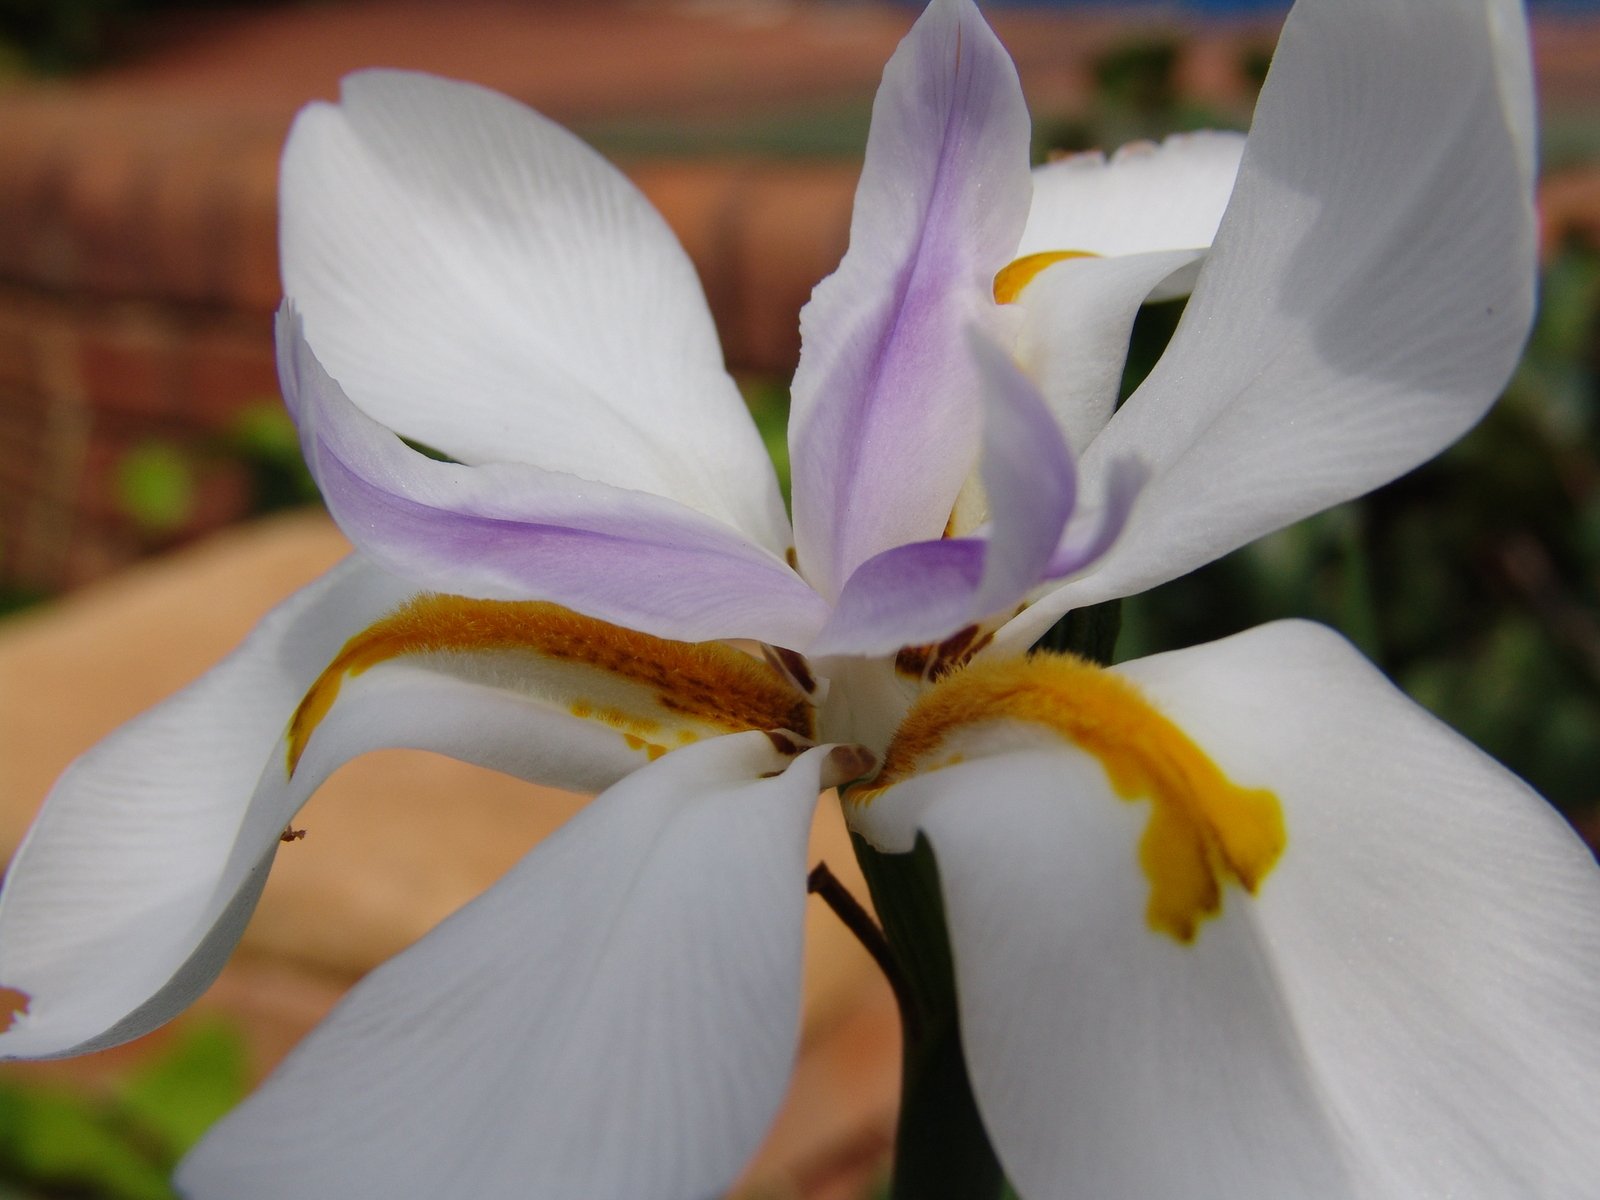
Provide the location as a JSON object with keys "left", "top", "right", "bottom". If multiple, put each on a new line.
{"left": 967, "top": 332, "right": 1078, "bottom": 618}
{"left": 280, "top": 308, "right": 831, "bottom": 649}
{"left": 1043, "top": 455, "right": 1146, "bottom": 579}
{"left": 788, "top": 0, "right": 1033, "bottom": 600}
{"left": 812, "top": 538, "right": 986, "bottom": 658}
{"left": 281, "top": 71, "right": 790, "bottom": 555}
{"left": 812, "top": 333, "right": 1081, "bottom": 658}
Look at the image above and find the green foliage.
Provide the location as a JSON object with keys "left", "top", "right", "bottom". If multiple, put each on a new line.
{"left": 741, "top": 376, "right": 793, "bottom": 511}
{"left": 0, "top": 0, "right": 125, "bottom": 75}
{"left": 0, "top": 1018, "right": 249, "bottom": 1198}
{"left": 114, "top": 442, "right": 196, "bottom": 535}
{"left": 222, "top": 403, "right": 320, "bottom": 515}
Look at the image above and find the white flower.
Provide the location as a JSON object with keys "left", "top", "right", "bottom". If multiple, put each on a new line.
{"left": 3, "top": 1, "right": 1596, "bottom": 1197}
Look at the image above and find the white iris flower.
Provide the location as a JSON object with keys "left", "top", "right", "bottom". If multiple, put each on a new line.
{"left": 4, "top": 0, "right": 1597, "bottom": 1197}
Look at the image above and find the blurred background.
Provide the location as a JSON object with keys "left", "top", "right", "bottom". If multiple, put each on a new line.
{"left": 1, "top": 1, "right": 1597, "bottom": 1197}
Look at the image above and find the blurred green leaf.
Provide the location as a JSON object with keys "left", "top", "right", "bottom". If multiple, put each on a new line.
{"left": 115, "top": 442, "right": 196, "bottom": 534}
{"left": 116, "top": 1019, "right": 249, "bottom": 1161}
{"left": 0, "top": 1082, "right": 172, "bottom": 1200}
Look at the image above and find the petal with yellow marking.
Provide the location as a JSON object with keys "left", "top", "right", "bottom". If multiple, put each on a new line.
{"left": 852, "top": 650, "right": 1284, "bottom": 943}
{"left": 289, "top": 593, "right": 814, "bottom": 779}
{"left": 991, "top": 249, "right": 1098, "bottom": 305}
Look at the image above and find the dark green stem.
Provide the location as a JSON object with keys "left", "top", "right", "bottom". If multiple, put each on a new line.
{"left": 852, "top": 833, "right": 1005, "bottom": 1200}
{"left": 1033, "top": 597, "right": 1122, "bottom": 664}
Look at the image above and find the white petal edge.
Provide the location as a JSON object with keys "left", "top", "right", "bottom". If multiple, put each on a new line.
{"left": 1011, "top": 248, "right": 1201, "bottom": 456}
{"left": 1018, "top": 132, "right": 1246, "bottom": 270}
{"left": 177, "top": 736, "right": 858, "bottom": 1200}
{"left": 281, "top": 70, "right": 789, "bottom": 552}
{"left": 0, "top": 559, "right": 413, "bottom": 1058}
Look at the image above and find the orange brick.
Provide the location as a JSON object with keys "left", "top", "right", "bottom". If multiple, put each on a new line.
{"left": 75, "top": 317, "right": 181, "bottom": 421}
{"left": 727, "top": 164, "right": 857, "bottom": 375}
{"left": 221, "top": 132, "right": 288, "bottom": 314}
{"left": 60, "top": 118, "right": 153, "bottom": 297}
{"left": 0, "top": 310, "right": 42, "bottom": 399}
{"left": 178, "top": 321, "right": 279, "bottom": 430}
{"left": 628, "top": 159, "right": 750, "bottom": 352}
{"left": 143, "top": 130, "right": 238, "bottom": 306}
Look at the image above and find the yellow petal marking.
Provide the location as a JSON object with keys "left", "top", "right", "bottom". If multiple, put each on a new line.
{"left": 287, "top": 594, "right": 813, "bottom": 777}
{"left": 858, "top": 653, "right": 1284, "bottom": 944}
{"left": 992, "top": 249, "right": 1100, "bottom": 305}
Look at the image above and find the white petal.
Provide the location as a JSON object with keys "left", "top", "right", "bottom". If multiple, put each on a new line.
{"left": 0, "top": 559, "right": 415, "bottom": 1058}
{"left": 1018, "top": 132, "right": 1246, "bottom": 270}
{"left": 281, "top": 70, "right": 788, "bottom": 551}
{"left": 1118, "top": 621, "right": 1600, "bottom": 1196}
{"left": 904, "top": 752, "right": 1354, "bottom": 1198}
{"left": 857, "top": 623, "right": 1600, "bottom": 1197}
{"left": 1020, "top": 0, "right": 1537, "bottom": 634}
{"left": 1012, "top": 248, "right": 1200, "bottom": 453}
{"left": 177, "top": 736, "right": 856, "bottom": 1200}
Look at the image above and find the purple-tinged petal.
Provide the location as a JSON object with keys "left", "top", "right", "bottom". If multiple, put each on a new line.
{"left": 281, "top": 308, "right": 831, "bottom": 649}
{"left": 788, "top": 0, "right": 1033, "bottom": 599}
{"left": 1044, "top": 456, "right": 1145, "bottom": 580}
{"left": 812, "top": 332, "right": 1080, "bottom": 658}
{"left": 967, "top": 332, "right": 1078, "bottom": 618}
{"left": 812, "top": 538, "right": 985, "bottom": 658}
{"left": 281, "top": 71, "right": 789, "bottom": 555}
{"left": 178, "top": 737, "right": 869, "bottom": 1200}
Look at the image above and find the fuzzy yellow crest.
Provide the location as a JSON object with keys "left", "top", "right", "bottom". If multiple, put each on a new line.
{"left": 287, "top": 594, "right": 813, "bottom": 776}
{"left": 863, "top": 653, "right": 1285, "bottom": 943}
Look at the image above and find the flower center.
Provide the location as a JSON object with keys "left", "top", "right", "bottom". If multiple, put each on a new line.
{"left": 856, "top": 652, "right": 1285, "bottom": 944}
{"left": 288, "top": 594, "right": 814, "bottom": 776}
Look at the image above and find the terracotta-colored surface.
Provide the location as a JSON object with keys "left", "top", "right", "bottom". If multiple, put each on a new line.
{"left": 0, "top": 510, "right": 903, "bottom": 1196}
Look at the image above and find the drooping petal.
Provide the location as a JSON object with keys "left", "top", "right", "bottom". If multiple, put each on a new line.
{"left": 0, "top": 559, "right": 416, "bottom": 1059}
{"left": 177, "top": 736, "right": 868, "bottom": 1200}
{"left": 812, "top": 333, "right": 1076, "bottom": 657}
{"left": 1010, "top": 0, "right": 1537, "bottom": 644}
{"left": 0, "top": 572, "right": 814, "bottom": 1061}
{"left": 788, "top": 0, "right": 1033, "bottom": 599}
{"left": 281, "top": 308, "right": 831, "bottom": 649}
{"left": 852, "top": 623, "right": 1600, "bottom": 1197}
{"left": 281, "top": 70, "right": 789, "bottom": 553}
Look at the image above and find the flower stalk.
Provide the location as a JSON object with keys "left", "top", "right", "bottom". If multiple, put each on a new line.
{"left": 853, "top": 834, "right": 1005, "bottom": 1200}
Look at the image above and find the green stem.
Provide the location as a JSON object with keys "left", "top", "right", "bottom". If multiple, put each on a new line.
{"left": 852, "top": 834, "right": 1005, "bottom": 1200}
{"left": 1032, "top": 597, "right": 1122, "bottom": 665}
